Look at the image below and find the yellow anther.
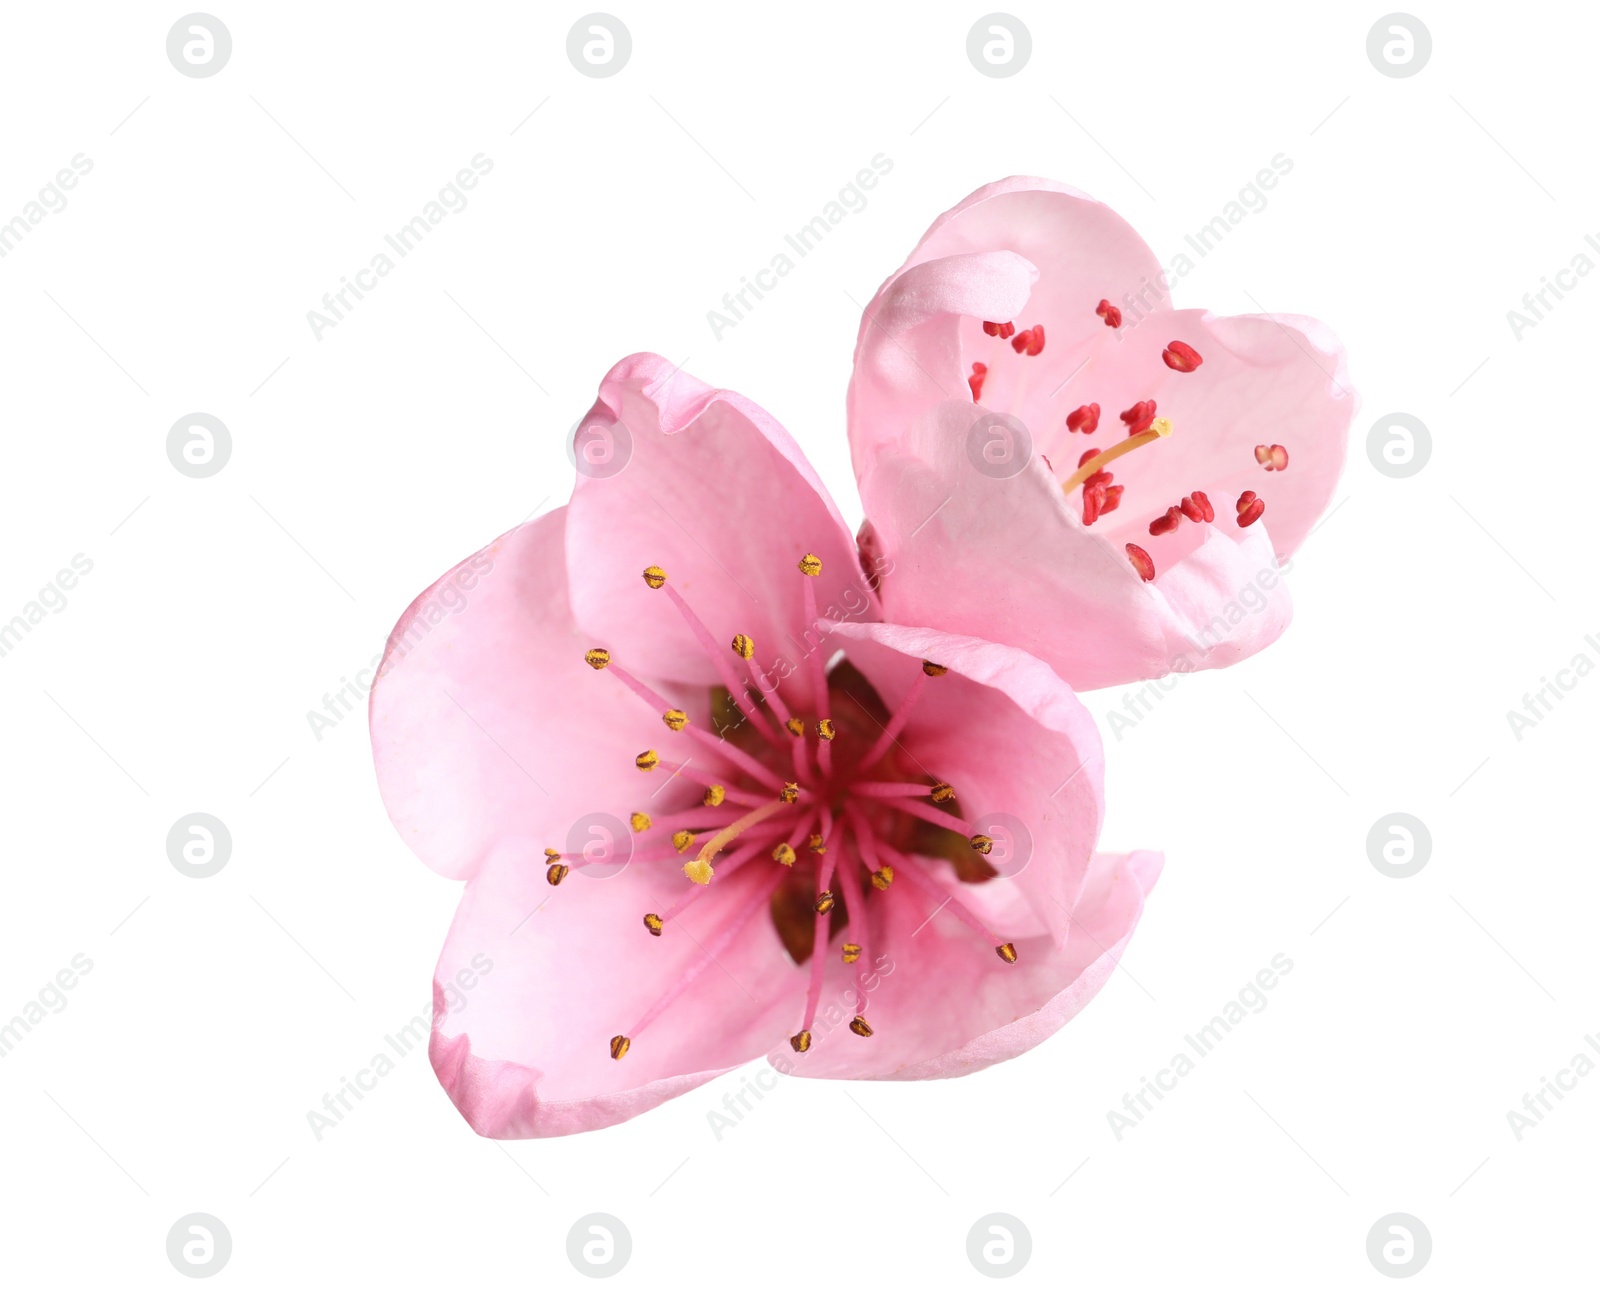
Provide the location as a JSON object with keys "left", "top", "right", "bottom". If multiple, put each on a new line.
{"left": 780, "top": 782, "right": 800, "bottom": 804}
{"left": 797, "top": 553, "right": 823, "bottom": 577}
{"left": 808, "top": 833, "right": 826, "bottom": 854}
{"left": 772, "top": 843, "right": 796, "bottom": 866}
{"left": 609, "top": 1035, "right": 631, "bottom": 1060}
{"left": 663, "top": 708, "right": 689, "bottom": 731}
{"left": 731, "top": 633, "right": 755, "bottom": 660}
{"left": 785, "top": 718, "right": 805, "bottom": 737}
{"left": 1061, "top": 418, "right": 1175, "bottom": 494}
{"left": 996, "top": 942, "right": 1019, "bottom": 964}
{"left": 544, "top": 847, "right": 561, "bottom": 861}
{"left": 642, "top": 565, "right": 668, "bottom": 589}
{"left": 672, "top": 830, "right": 695, "bottom": 854}
{"left": 848, "top": 1016, "right": 873, "bottom": 1038}
{"left": 703, "top": 784, "right": 726, "bottom": 808}
{"left": 930, "top": 782, "right": 955, "bottom": 803}
{"left": 635, "top": 749, "right": 659, "bottom": 771}
{"left": 921, "top": 660, "right": 948, "bottom": 677}
{"left": 643, "top": 913, "right": 664, "bottom": 937}
{"left": 870, "top": 865, "right": 894, "bottom": 891}
{"left": 814, "top": 890, "right": 836, "bottom": 914}
{"left": 683, "top": 857, "right": 714, "bottom": 885}
{"left": 970, "top": 833, "right": 994, "bottom": 855}
{"left": 584, "top": 647, "right": 611, "bottom": 670}
{"left": 790, "top": 1030, "right": 812, "bottom": 1053}
{"left": 815, "top": 719, "right": 836, "bottom": 741}
{"left": 841, "top": 942, "right": 862, "bottom": 964}
{"left": 546, "top": 862, "right": 569, "bottom": 885}
{"left": 629, "top": 811, "right": 652, "bottom": 833}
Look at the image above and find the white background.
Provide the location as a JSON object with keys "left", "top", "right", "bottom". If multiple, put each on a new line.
{"left": 1, "top": 1, "right": 1594, "bottom": 1286}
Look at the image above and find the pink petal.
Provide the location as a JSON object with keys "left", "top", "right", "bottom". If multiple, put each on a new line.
{"left": 823, "top": 620, "right": 1105, "bottom": 948}
{"left": 857, "top": 400, "right": 1297, "bottom": 691}
{"left": 370, "top": 508, "right": 651, "bottom": 882}
{"left": 849, "top": 178, "right": 1163, "bottom": 466}
{"left": 566, "top": 354, "right": 875, "bottom": 702}
{"left": 431, "top": 851, "right": 805, "bottom": 1138}
{"left": 769, "top": 849, "right": 1162, "bottom": 1080}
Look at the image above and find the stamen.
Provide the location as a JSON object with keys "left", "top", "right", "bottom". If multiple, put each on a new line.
{"left": 798, "top": 553, "right": 823, "bottom": 577}
{"left": 870, "top": 866, "right": 894, "bottom": 890}
{"left": 815, "top": 719, "right": 836, "bottom": 742}
{"left": 842, "top": 943, "right": 862, "bottom": 963}
{"left": 636, "top": 749, "right": 660, "bottom": 771}
{"left": 642, "top": 565, "right": 668, "bottom": 590}
{"left": 1161, "top": 340, "right": 1203, "bottom": 372}
{"left": 630, "top": 812, "right": 652, "bottom": 833}
{"left": 982, "top": 320, "right": 1016, "bottom": 339}
{"left": 1236, "top": 491, "right": 1266, "bottom": 527}
{"left": 619, "top": 867, "right": 786, "bottom": 1051}
{"left": 657, "top": 830, "right": 789, "bottom": 925}
{"left": 834, "top": 841, "right": 871, "bottom": 1014}
{"left": 857, "top": 790, "right": 974, "bottom": 837}
{"left": 922, "top": 660, "right": 948, "bottom": 677}
{"left": 772, "top": 843, "right": 796, "bottom": 866}
{"left": 546, "top": 862, "right": 569, "bottom": 885}
{"left": 1060, "top": 418, "right": 1174, "bottom": 494}
{"left": 790, "top": 1030, "right": 812, "bottom": 1052}
{"left": 1120, "top": 400, "right": 1158, "bottom": 435}
{"left": 970, "top": 834, "right": 993, "bottom": 854}
{"left": 851, "top": 780, "right": 955, "bottom": 802}
{"left": 1179, "top": 491, "right": 1214, "bottom": 523}
{"left": 604, "top": 662, "right": 786, "bottom": 791}
{"left": 849, "top": 1016, "right": 874, "bottom": 1037}
{"left": 1066, "top": 403, "right": 1100, "bottom": 434}
{"left": 648, "top": 759, "right": 770, "bottom": 807}
{"left": 1126, "top": 544, "right": 1155, "bottom": 581}
{"left": 808, "top": 832, "right": 826, "bottom": 854}
{"left": 731, "top": 633, "right": 755, "bottom": 659}
{"left": 886, "top": 846, "right": 1015, "bottom": 959}
{"left": 814, "top": 890, "right": 836, "bottom": 914}
{"left": 996, "top": 942, "right": 1019, "bottom": 963}
{"left": 1096, "top": 299, "right": 1122, "bottom": 328}
{"left": 794, "top": 834, "right": 841, "bottom": 1041}
{"left": 1148, "top": 506, "right": 1182, "bottom": 536}
{"left": 968, "top": 361, "right": 987, "bottom": 401}
{"left": 672, "top": 830, "right": 695, "bottom": 854}
{"left": 800, "top": 569, "right": 834, "bottom": 778}
{"left": 1010, "top": 325, "right": 1045, "bottom": 356}
{"left": 584, "top": 648, "right": 611, "bottom": 669}
{"left": 856, "top": 666, "right": 933, "bottom": 770}
{"left": 662, "top": 708, "right": 689, "bottom": 731}
{"left": 643, "top": 913, "right": 664, "bottom": 936}
{"left": 785, "top": 718, "right": 804, "bottom": 737}
{"left": 703, "top": 784, "right": 726, "bottom": 808}
{"left": 780, "top": 782, "right": 800, "bottom": 804}
{"left": 685, "top": 799, "right": 793, "bottom": 884}
{"left": 1255, "top": 443, "right": 1289, "bottom": 471}
{"left": 660, "top": 584, "right": 778, "bottom": 741}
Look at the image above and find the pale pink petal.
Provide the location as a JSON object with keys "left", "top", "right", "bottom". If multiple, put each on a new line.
{"left": 822, "top": 620, "right": 1104, "bottom": 948}
{"left": 432, "top": 852, "right": 805, "bottom": 1138}
{"left": 370, "top": 509, "right": 652, "bottom": 883}
{"left": 769, "top": 849, "right": 1162, "bottom": 1080}
{"left": 565, "top": 354, "right": 875, "bottom": 702}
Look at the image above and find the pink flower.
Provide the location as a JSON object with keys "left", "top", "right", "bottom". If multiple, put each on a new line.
{"left": 370, "top": 353, "right": 1160, "bottom": 1138}
{"left": 848, "top": 177, "right": 1357, "bottom": 691}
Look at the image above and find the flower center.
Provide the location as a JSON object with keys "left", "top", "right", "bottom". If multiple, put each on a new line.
{"left": 563, "top": 555, "right": 1020, "bottom": 1061}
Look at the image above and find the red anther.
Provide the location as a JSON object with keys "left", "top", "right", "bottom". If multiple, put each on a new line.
{"left": 1126, "top": 543, "right": 1155, "bottom": 581}
{"left": 1011, "top": 325, "right": 1045, "bottom": 356}
{"left": 1096, "top": 299, "right": 1123, "bottom": 328}
{"left": 1066, "top": 402, "right": 1101, "bottom": 434}
{"left": 968, "top": 361, "right": 987, "bottom": 402}
{"left": 1082, "top": 468, "right": 1112, "bottom": 491}
{"left": 1254, "top": 444, "right": 1273, "bottom": 465}
{"left": 1269, "top": 444, "right": 1288, "bottom": 471}
{"left": 1120, "top": 399, "right": 1157, "bottom": 435}
{"left": 982, "top": 320, "right": 1016, "bottom": 339}
{"left": 1148, "top": 506, "right": 1182, "bottom": 536}
{"left": 1236, "top": 490, "right": 1257, "bottom": 512}
{"left": 1082, "top": 478, "right": 1109, "bottom": 525}
{"left": 1180, "top": 494, "right": 1204, "bottom": 523}
{"left": 1190, "top": 490, "right": 1214, "bottom": 522}
{"left": 1101, "top": 484, "right": 1124, "bottom": 514}
{"left": 1236, "top": 494, "right": 1266, "bottom": 527}
{"left": 1162, "top": 340, "right": 1203, "bottom": 372}
{"left": 1077, "top": 447, "right": 1100, "bottom": 468}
